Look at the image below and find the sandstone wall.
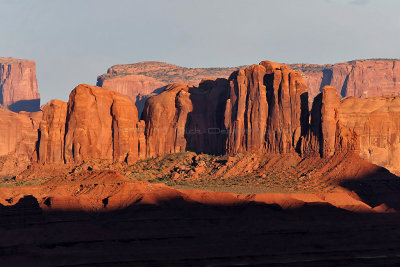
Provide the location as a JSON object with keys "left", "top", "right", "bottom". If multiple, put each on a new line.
{"left": 340, "top": 96, "right": 400, "bottom": 174}
{"left": 97, "top": 61, "right": 240, "bottom": 118}
{"left": 0, "top": 109, "right": 40, "bottom": 158}
{"left": 224, "top": 62, "right": 309, "bottom": 154}
{"left": 289, "top": 59, "right": 400, "bottom": 101}
{"left": 0, "top": 57, "right": 40, "bottom": 112}
{"left": 37, "top": 84, "right": 144, "bottom": 164}
{"left": 142, "top": 79, "right": 228, "bottom": 157}
{"left": 38, "top": 100, "right": 67, "bottom": 163}
{"left": 0, "top": 59, "right": 395, "bottom": 177}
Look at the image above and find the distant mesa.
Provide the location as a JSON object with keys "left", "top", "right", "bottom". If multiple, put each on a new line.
{"left": 97, "top": 59, "right": 400, "bottom": 117}
{"left": 288, "top": 59, "right": 400, "bottom": 101}
{"left": 96, "top": 61, "right": 242, "bottom": 118}
{"left": 0, "top": 57, "right": 40, "bottom": 112}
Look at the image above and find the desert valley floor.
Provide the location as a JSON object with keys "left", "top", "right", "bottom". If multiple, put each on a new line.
{"left": 0, "top": 151, "right": 400, "bottom": 266}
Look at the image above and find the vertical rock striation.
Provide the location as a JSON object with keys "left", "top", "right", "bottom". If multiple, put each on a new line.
{"left": 38, "top": 100, "right": 67, "bottom": 163}
{"left": 340, "top": 96, "right": 400, "bottom": 174}
{"left": 0, "top": 109, "right": 40, "bottom": 158}
{"left": 303, "top": 86, "right": 358, "bottom": 158}
{"left": 224, "top": 61, "right": 309, "bottom": 154}
{"left": 142, "top": 79, "right": 228, "bottom": 157}
{"left": 97, "top": 61, "right": 241, "bottom": 119}
{"left": 289, "top": 59, "right": 400, "bottom": 101}
{"left": 0, "top": 57, "right": 40, "bottom": 112}
{"left": 36, "top": 84, "right": 144, "bottom": 164}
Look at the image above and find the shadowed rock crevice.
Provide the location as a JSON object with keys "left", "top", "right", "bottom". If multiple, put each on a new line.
{"left": 341, "top": 74, "right": 350, "bottom": 97}
{"left": 185, "top": 79, "right": 229, "bottom": 155}
{"left": 7, "top": 99, "right": 41, "bottom": 112}
{"left": 102, "top": 197, "right": 108, "bottom": 208}
{"left": 43, "top": 197, "right": 51, "bottom": 207}
{"left": 320, "top": 68, "right": 333, "bottom": 91}
{"left": 135, "top": 86, "right": 166, "bottom": 120}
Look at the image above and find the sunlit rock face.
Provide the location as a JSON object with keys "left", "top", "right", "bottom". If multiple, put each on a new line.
{"left": 224, "top": 61, "right": 309, "bottom": 154}
{"left": 97, "top": 61, "right": 240, "bottom": 118}
{"left": 289, "top": 59, "right": 400, "bottom": 101}
{"left": 0, "top": 58, "right": 394, "bottom": 177}
{"left": 0, "top": 57, "right": 40, "bottom": 112}
{"left": 340, "top": 96, "right": 400, "bottom": 175}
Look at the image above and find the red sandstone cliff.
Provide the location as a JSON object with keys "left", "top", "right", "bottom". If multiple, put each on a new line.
{"left": 98, "top": 60, "right": 400, "bottom": 115}
{"left": 289, "top": 59, "right": 400, "bottom": 100}
{"left": 0, "top": 57, "right": 40, "bottom": 112}
{"left": 142, "top": 79, "right": 228, "bottom": 157}
{"left": 33, "top": 63, "right": 399, "bottom": 167}
{"left": 38, "top": 100, "right": 67, "bottom": 163}
{"left": 224, "top": 61, "right": 309, "bottom": 154}
{"left": 98, "top": 61, "right": 240, "bottom": 86}
{"left": 340, "top": 96, "right": 400, "bottom": 174}
{"left": 0, "top": 59, "right": 398, "bottom": 176}
{"left": 97, "top": 61, "right": 241, "bottom": 117}
{"left": 37, "top": 84, "right": 145, "bottom": 164}
{"left": 0, "top": 109, "right": 41, "bottom": 175}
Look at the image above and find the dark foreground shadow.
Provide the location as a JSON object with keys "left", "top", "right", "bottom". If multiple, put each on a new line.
{"left": 8, "top": 99, "right": 41, "bottom": 113}
{"left": 1, "top": 194, "right": 400, "bottom": 266}
{"left": 340, "top": 165, "right": 400, "bottom": 210}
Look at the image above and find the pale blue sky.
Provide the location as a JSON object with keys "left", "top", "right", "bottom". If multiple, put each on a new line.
{"left": 1, "top": 0, "right": 399, "bottom": 104}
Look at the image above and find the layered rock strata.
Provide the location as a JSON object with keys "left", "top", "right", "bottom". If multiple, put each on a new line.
{"left": 289, "top": 59, "right": 400, "bottom": 100}
{"left": 340, "top": 96, "right": 400, "bottom": 174}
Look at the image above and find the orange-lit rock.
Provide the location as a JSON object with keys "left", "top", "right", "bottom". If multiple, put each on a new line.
{"left": 97, "top": 61, "right": 240, "bottom": 118}
{"left": 340, "top": 96, "right": 400, "bottom": 174}
{"left": 224, "top": 61, "right": 309, "bottom": 154}
{"left": 64, "top": 84, "right": 141, "bottom": 163}
{"left": 38, "top": 100, "right": 67, "bottom": 163}
{"left": 0, "top": 108, "right": 40, "bottom": 175}
{"left": 289, "top": 59, "right": 400, "bottom": 100}
{"left": 142, "top": 79, "right": 229, "bottom": 157}
{"left": 0, "top": 57, "right": 40, "bottom": 112}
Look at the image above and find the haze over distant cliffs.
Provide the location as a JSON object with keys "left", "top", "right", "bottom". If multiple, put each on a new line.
{"left": 0, "top": 57, "right": 40, "bottom": 112}
{"left": 288, "top": 59, "right": 400, "bottom": 101}
{"left": 97, "top": 61, "right": 242, "bottom": 117}
{"left": 97, "top": 59, "right": 400, "bottom": 116}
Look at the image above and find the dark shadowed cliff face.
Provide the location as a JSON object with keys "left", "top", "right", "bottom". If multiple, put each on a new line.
{"left": 142, "top": 79, "right": 229, "bottom": 157}
{"left": 0, "top": 57, "right": 40, "bottom": 112}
